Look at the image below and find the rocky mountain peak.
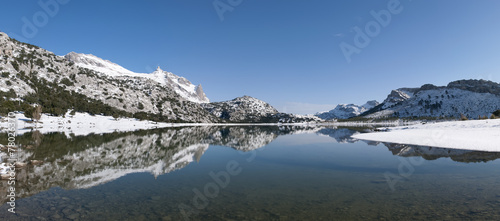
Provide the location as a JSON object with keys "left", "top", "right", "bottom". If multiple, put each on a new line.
{"left": 201, "top": 96, "right": 280, "bottom": 122}
{"left": 381, "top": 89, "right": 412, "bottom": 109}
{"left": 362, "top": 100, "right": 380, "bottom": 109}
{"left": 156, "top": 66, "right": 163, "bottom": 72}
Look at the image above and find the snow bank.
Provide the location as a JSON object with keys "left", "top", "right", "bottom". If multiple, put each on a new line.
{"left": 352, "top": 119, "right": 500, "bottom": 152}
{"left": 0, "top": 112, "right": 177, "bottom": 137}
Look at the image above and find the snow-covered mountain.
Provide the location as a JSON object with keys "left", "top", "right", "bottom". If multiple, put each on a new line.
{"left": 202, "top": 96, "right": 322, "bottom": 123}
{"left": 202, "top": 96, "right": 278, "bottom": 122}
{"left": 64, "top": 52, "right": 209, "bottom": 103}
{"left": 315, "top": 100, "right": 379, "bottom": 120}
{"left": 315, "top": 80, "right": 500, "bottom": 121}
{"left": 1, "top": 31, "right": 316, "bottom": 123}
{"left": 0, "top": 31, "right": 219, "bottom": 123}
{"left": 363, "top": 80, "right": 500, "bottom": 119}
{"left": 381, "top": 89, "right": 414, "bottom": 109}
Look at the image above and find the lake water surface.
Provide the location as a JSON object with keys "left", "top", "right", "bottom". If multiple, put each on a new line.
{"left": 1, "top": 126, "right": 500, "bottom": 220}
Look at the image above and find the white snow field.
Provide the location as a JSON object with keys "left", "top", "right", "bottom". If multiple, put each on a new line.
{"left": 0, "top": 112, "right": 184, "bottom": 136}
{"left": 352, "top": 119, "right": 500, "bottom": 152}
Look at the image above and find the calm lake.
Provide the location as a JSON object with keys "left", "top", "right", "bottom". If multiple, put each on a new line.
{"left": 1, "top": 126, "right": 500, "bottom": 220}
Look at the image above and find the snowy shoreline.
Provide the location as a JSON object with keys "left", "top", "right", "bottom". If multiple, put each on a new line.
{"left": 2, "top": 111, "right": 414, "bottom": 137}
{"left": 0, "top": 111, "right": 434, "bottom": 137}
{"left": 352, "top": 119, "right": 500, "bottom": 152}
{"left": 0, "top": 112, "right": 333, "bottom": 136}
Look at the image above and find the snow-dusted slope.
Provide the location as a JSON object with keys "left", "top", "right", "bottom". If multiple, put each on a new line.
{"left": 64, "top": 52, "right": 137, "bottom": 76}
{"left": 202, "top": 96, "right": 322, "bottom": 123}
{"left": 315, "top": 100, "right": 379, "bottom": 120}
{"left": 64, "top": 52, "right": 209, "bottom": 103}
{"left": 202, "top": 96, "right": 279, "bottom": 122}
{"left": 364, "top": 80, "right": 500, "bottom": 119}
{"left": 0, "top": 32, "right": 219, "bottom": 123}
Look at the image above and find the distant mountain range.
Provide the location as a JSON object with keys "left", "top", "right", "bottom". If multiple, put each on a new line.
{"left": 0, "top": 31, "right": 317, "bottom": 123}
{"left": 316, "top": 80, "right": 500, "bottom": 120}
{"left": 1, "top": 31, "right": 499, "bottom": 122}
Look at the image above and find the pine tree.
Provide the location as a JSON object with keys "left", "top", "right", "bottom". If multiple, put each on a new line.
{"left": 494, "top": 110, "right": 500, "bottom": 117}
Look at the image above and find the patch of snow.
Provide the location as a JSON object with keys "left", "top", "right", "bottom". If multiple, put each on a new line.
{"left": 352, "top": 119, "right": 500, "bottom": 152}
{"left": 1, "top": 111, "right": 174, "bottom": 137}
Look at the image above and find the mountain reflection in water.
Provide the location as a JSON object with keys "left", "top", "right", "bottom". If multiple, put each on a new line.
{"left": 0, "top": 125, "right": 499, "bottom": 205}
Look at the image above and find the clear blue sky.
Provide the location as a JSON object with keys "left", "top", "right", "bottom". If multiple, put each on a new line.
{"left": 1, "top": 0, "right": 500, "bottom": 114}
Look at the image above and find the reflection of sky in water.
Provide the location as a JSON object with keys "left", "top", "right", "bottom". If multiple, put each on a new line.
{"left": 1, "top": 126, "right": 500, "bottom": 220}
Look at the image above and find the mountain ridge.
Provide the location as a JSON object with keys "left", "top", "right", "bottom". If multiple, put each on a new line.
{"left": 362, "top": 79, "right": 500, "bottom": 119}
{"left": 64, "top": 52, "right": 209, "bottom": 103}
{"left": 0, "top": 31, "right": 219, "bottom": 122}
{"left": 0, "top": 31, "right": 318, "bottom": 123}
